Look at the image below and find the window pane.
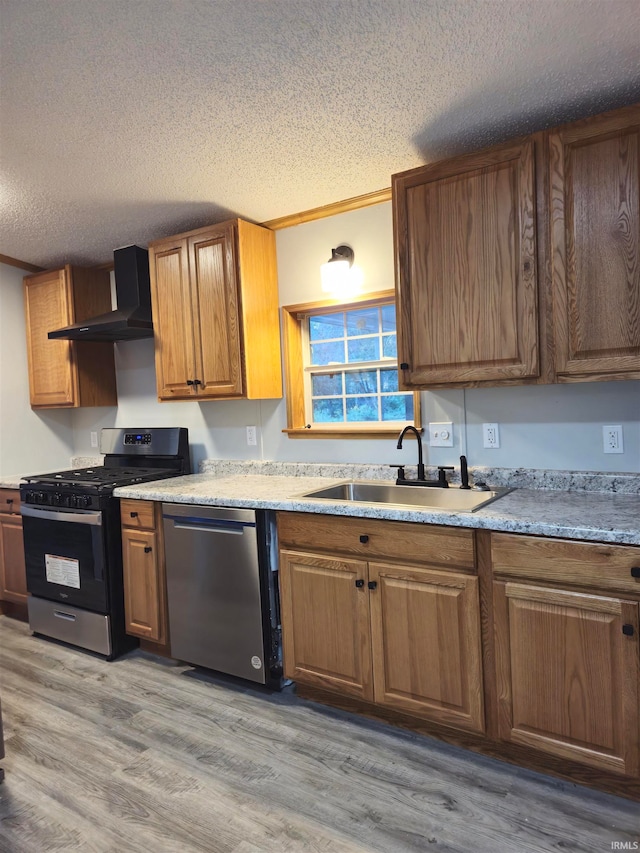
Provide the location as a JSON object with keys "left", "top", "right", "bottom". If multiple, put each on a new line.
{"left": 311, "top": 373, "right": 343, "bottom": 396}
{"left": 311, "top": 340, "right": 345, "bottom": 365}
{"left": 346, "top": 397, "right": 378, "bottom": 422}
{"left": 381, "top": 394, "right": 414, "bottom": 421}
{"left": 381, "top": 304, "right": 396, "bottom": 332}
{"left": 346, "top": 307, "right": 379, "bottom": 337}
{"left": 309, "top": 313, "right": 344, "bottom": 341}
{"left": 382, "top": 334, "right": 397, "bottom": 358}
{"left": 312, "top": 398, "right": 344, "bottom": 423}
{"left": 347, "top": 337, "right": 379, "bottom": 363}
{"left": 345, "top": 370, "right": 378, "bottom": 395}
{"left": 380, "top": 368, "right": 398, "bottom": 392}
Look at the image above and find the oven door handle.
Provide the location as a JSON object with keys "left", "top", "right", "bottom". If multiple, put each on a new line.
{"left": 20, "top": 505, "right": 103, "bottom": 526}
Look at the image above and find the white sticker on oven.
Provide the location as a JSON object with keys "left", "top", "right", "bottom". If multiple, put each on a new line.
{"left": 45, "top": 555, "right": 81, "bottom": 589}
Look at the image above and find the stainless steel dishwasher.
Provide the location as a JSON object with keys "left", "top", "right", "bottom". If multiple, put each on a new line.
{"left": 162, "top": 504, "right": 281, "bottom": 687}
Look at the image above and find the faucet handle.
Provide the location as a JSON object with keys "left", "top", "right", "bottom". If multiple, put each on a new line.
{"left": 437, "top": 466, "right": 454, "bottom": 487}
{"left": 389, "top": 464, "right": 406, "bottom": 483}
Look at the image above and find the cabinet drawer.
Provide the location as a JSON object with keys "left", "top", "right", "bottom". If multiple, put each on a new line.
{"left": 120, "top": 499, "right": 156, "bottom": 530}
{"left": 277, "top": 512, "right": 475, "bottom": 571}
{"left": 0, "top": 490, "right": 21, "bottom": 516}
{"left": 491, "top": 532, "right": 640, "bottom": 594}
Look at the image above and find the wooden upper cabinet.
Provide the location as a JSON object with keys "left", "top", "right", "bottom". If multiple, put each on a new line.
{"left": 549, "top": 104, "right": 640, "bottom": 380}
{"left": 393, "top": 139, "right": 539, "bottom": 386}
{"left": 23, "top": 266, "right": 117, "bottom": 408}
{"left": 148, "top": 218, "right": 282, "bottom": 401}
{"left": 148, "top": 238, "right": 198, "bottom": 399}
{"left": 494, "top": 581, "right": 639, "bottom": 776}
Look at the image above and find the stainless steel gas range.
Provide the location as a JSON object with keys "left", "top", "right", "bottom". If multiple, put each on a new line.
{"left": 19, "top": 427, "right": 190, "bottom": 659}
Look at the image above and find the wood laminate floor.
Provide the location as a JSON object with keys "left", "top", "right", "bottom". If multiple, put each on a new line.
{"left": 0, "top": 617, "right": 638, "bottom": 853}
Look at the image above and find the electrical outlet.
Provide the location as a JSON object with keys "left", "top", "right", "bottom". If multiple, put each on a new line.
{"left": 246, "top": 425, "right": 257, "bottom": 446}
{"left": 603, "top": 425, "right": 623, "bottom": 454}
{"left": 428, "top": 422, "right": 453, "bottom": 447}
{"left": 90, "top": 431, "right": 98, "bottom": 448}
{"left": 483, "top": 423, "right": 500, "bottom": 449}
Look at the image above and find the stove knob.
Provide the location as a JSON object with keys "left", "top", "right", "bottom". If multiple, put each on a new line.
{"left": 78, "top": 496, "right": 91, "bottom": 509}
{"left": 36, "top": 492, "right": 47, "bottom": 504}
{"left": 68, "top": 495, "right": 77, "bottom": 508}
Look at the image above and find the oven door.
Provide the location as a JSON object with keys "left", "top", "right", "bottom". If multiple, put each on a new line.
{"left": 21, "top": 504, "right": 109, "bottom": 612}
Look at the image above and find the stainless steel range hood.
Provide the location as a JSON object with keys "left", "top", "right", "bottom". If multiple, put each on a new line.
{"left": 48, "top": 245, "right": 154, "bottom": 342}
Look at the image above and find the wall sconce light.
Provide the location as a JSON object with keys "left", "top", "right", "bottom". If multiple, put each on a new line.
{"left": 320, "top": 244, "right": 363, "bottom": 296}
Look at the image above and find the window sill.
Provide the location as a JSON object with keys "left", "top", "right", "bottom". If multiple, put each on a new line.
{"left": 283, "top": 427, "right": 411, "bottom": 439}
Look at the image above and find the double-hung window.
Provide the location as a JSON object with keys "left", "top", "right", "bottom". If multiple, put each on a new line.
{"left": 282, "top": 291, "right": 420, "bottom": 437}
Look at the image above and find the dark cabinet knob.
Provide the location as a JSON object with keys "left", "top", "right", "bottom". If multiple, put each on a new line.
{"left": 355, "top": 579, "right": 365, "bottom": 588}
{"left": 193, "top": 379, "right": 202, "bottom": 386}
{"left": 400, "top": 362, "right": 409, "bottom": 370}
{"left": 368, "top": 580, "right": 378, "bottom": 590}
{"left": 622, "top": 624, "right": 635, "bottom": 636}
{"left": 631, "top": 567, "right": 640, "bottom": 579}
{"left": 144, "top": 546, "right": 152, "bottom": 554}
{"left": 359, "top": 534, "right": 369, "bottom": 544}
{"left": 6, "top": 498, "right": 13, "bottom": 505}
{"left": 130, "top": 511, "right": 138, "bottom": 518}
{"left": 186, "top": 379, "right": 195, "bottom": 386}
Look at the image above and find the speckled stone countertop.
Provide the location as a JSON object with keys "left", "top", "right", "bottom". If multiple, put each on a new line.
{"left": 115, "top": 471, "right": 640, "bottom": 546}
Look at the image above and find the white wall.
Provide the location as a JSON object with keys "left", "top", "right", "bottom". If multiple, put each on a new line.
{"left": 3, "top": 198, "right": 639, "bottom": 476}
{"left": 0, "top": 263, "right": 75, "bottom": 477}
{"left": 69, "top": 202, "right": 640, "bottom": 474}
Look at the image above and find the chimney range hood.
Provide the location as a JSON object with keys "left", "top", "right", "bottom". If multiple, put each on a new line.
{"left": 48, "top": 245, "right": 154, "bottom": 342}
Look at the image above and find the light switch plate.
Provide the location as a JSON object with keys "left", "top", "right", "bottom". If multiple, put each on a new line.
{"left": 428, "top": 422, "right": 454, "bottom": 447}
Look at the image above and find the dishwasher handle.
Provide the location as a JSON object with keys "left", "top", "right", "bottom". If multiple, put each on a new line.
{"left": 172, "top": 520, "right": 247, "bottom": 535}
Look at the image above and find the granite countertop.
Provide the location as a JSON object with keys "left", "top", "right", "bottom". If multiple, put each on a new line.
{"left": 114, "top": 472, "right": 640, "bottom": 546}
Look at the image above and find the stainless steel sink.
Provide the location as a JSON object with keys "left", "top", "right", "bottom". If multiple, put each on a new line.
{"left": 297, "top": 481, "right": 512, "bottom": 512}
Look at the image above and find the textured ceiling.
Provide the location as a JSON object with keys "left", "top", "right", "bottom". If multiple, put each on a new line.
{"left": 1, "top": 0, "right": 640, "bottom": 269}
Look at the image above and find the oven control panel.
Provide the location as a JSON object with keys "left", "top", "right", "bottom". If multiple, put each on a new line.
{"left": 124, "top": 432, "right": 152, "bottom": 446}
{"left": 22, "top": 491, "right": 99, "bottom": 510}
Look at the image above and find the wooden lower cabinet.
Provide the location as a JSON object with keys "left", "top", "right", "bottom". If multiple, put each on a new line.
{"left": 120, "top": 500, "right": 168, "bottom": 645}
{"left": 277, "top": 513, "right": 484, "bottom": 734}
{"left": 493, "top": 581, "right": 640, "bottom": 776}
{"left": 0, "top": 490, "right": 27, "bottom": 606}
{"left": 369, "top": 562, "right": 484, "bottom": 732}
{"left": 279, "top": 550, "right": 373, "bottom": 700}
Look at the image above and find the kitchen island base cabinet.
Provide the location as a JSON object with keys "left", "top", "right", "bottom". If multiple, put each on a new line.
{"left": 277, "top": 513, "right": 484, "bottom": 734}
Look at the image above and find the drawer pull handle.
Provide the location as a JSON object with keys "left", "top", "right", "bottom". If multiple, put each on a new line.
{"left": 622, "top": 624, "right": 635, "bottom": 637}
{"left": 359, "top": 535, "right": 369, "bottom": 544}
{"left": 144, "top": 546, "right": 152, "bottom": 553}
{"left": 6, "top": 498, "right": 13, "bottom": 505}
{"left": 368, "top": 580, "right": 377, "bottom": 590}
{"left": 54, "top": 610, "right": 76, "bottom": 622}
{"left": 631, "top": 567, "right": 640, "bottom": 579}
{"left": 130, "top": 512, "right": 138, "bottom": 518}
{"left": 355, "top": 579, "right": 365, "bottom": 588}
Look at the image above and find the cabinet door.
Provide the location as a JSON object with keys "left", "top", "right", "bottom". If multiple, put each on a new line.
{"left": 121, "top": 528, "right": 166, "bottom": 643}
{"left": 23, "top": 268, "right": 78, "bottom": 407}
{"left": 494, "top": 582, "right": 639, "bottom": 776}
{"left": 393, "top": 140, "right": 538, "bottom": 386}
{"left": 279, "top": 549, "right": 373, "bottom": 700}
{"left": 189, "top": 224, "right": 243, "bottom": 397}
{"left": 369, "top": 562, "right": 484, "bottom": 733}
{"left": 0, "top": 513, "right": 28, "bottom": 605}
{"left": 149, "top": 238, "right": 199, "bottom": 400}
{"left": 550, "top": 104, "right": 640, "bottom": 379}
